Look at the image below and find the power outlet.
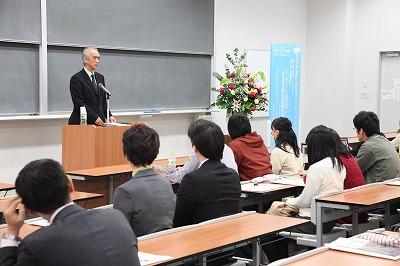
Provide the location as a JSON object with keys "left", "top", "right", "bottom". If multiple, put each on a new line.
{"left": 361, "top": 80, "right": 369, "bottom": 98}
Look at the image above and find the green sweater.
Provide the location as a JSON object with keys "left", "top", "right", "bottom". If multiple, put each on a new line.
{"left": 356, "top": 134, "right": 400, "bottom": 183}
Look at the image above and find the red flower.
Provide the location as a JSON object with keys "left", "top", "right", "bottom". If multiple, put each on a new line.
{"left": 257, "top": 88, "right": 262, "bottom": 93}
{"left": 251, "top": 107, "right": 256, "bottom": 111}
{"left": 229, "top": 84, "right": 235, "bottom": 89}
{"left": 249, "top": 92, "right": 256, "bottom": 98}
{"left": 219, "top": 87, "right": 225, "bottom": 94}
{"left": 230, "top": 72, "right": 236, "bottom": 78}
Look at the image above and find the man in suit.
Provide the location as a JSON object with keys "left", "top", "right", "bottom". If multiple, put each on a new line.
{"left": 114, "top": 124, "right": 176, "bottom": 237}
{"left": 173, "top": 119, "right": 241, "bottom": 227}
{"left": 68, "top": 47, "right": 116, "bottom": 125}
{"left": 0, "top": 159, "right": 140, "bottom": 266}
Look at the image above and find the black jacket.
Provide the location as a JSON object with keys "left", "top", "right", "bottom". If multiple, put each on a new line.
{"left": 173, "top": 160, "right": 241, "bottom": 227}
{"left": 68, "top": 69, "right": 112, "bottom": 125}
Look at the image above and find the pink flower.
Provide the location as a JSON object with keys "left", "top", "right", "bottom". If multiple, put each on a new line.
{"left": 219, "top": 87, "right": 225, "bottom": 94}
{"left": 229, "top": 84, "right": 235, "bottom": 89}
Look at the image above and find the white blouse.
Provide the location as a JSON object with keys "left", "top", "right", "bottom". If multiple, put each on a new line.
{"left": 286, "top": 157, "right": 346, "bottom": 221}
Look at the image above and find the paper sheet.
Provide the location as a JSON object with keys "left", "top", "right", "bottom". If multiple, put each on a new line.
{"left": 241, "top": 183, "right": 284, "bottom": 193}
{"left": 138, "top": 251, "right": 173, "bottom": 265}
{"left": 327, "top": 237, "right": 400, "bottom": 260}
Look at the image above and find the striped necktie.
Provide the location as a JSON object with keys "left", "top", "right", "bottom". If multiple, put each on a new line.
{"left": 91, "top": 74, "right": 97, "bottom": 90}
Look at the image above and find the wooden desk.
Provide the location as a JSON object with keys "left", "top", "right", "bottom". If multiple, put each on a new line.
{"left": 315, "top": 183, "right": 400, "bottom": 247}
{"left": 272, "top": 247, "right": 398, "bottom": 266}
{"left": 0, "top": 183, "right": 15, "bottom": 194}
{"left": 139, "top": 213, "right": 307, "bottom": 265}
{"left": 240, "top": 182, "right": 303, "bottom": 212}
{"left": 0, "top": 213, "right": 306, "bottom": 266}
{"left": 67, "top": 156, "right": 189, "bottom": 207}
{"left": 0, "top": 191, "right": 103, "bottom": 213}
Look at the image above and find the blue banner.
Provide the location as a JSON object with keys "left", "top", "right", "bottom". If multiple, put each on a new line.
{"left": 269, "top": 44, "right": 301, "bottom": 144}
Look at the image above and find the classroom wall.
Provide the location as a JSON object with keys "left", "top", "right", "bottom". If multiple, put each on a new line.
{"left": 305, "top": 0, "right": 400, "bottom": 137}
{"left": 214, "top": 0, "right": 308, "bottom": 143}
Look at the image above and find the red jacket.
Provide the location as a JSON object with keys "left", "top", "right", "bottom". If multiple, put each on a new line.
{"left": 228, "top": 132, "right": 272, "bottom": 181}
{"left": 340, "top": 155, "right": 365, "bottom": 189}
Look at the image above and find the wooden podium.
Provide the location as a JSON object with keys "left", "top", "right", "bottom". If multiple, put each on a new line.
{"left": 62, "top": 124, "right": 134, "bottom": 207}
{"left": 62, "top": 125, "right": 133, "bottom": 172}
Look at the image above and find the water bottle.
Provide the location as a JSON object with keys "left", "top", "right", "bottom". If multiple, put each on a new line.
{"left": 80, "top": 106, "right": 87, "bottom": 125}
{"left": 167, "top": 152, "right": 177, "bottom": 169}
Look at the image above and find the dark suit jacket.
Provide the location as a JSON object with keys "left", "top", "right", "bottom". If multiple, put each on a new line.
{"left": 114, "top": 168, "right": 176, "bottom": 237}
{"left": 0, "top": 204, "right": 140, "bottom": 266}
{"left": 173, "top": 160, "right": 241, "bottom": 227}
{"left": 68, "top": 69, "right": 112, "bottom": 125}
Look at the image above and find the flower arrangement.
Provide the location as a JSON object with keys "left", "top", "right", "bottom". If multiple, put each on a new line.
{"left": 210, "top": 48, "right": 268, "bottom": 117}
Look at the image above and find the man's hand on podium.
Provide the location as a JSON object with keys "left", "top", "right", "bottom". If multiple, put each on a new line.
{"left": 95, "top": 117, "right": 104, "bottom": 126}
{"left": 109, "top": 116, "right": 117, "bottom": 123}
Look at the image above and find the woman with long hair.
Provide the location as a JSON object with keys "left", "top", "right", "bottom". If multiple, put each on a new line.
{"left": 286, "top": 125, "right": 346, "bottom": 234}
{"left": 270, "top": 117, "right": 303, "bottom": 177}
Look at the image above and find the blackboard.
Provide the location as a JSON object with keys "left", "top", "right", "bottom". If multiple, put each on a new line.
{"left": 47, "top": 0, "right": 214, "bottom": 54}
{"left": 0, "top": 0, "right": 214, "bottom": 116}
{"left": 47, "top": 47, "right": 211, "bottom": 112}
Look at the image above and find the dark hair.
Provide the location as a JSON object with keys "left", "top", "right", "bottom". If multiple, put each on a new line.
{"left": 188, "top": 119, "right": 224, "bottom": 160}
{"left": 16, "top": 159, "right": 69, "bottom": 213}
{"left": 228, "top": 113, "right": 251, "bottom": 139}
{"left": 122, "top": 124, "right": 159, "bottom": 165}
{"left": 353, "top": 111, "right": 380, "bottom": 137}
{"left": 327, "top": 128, "right": 351, "bottom": 157}
{"left": 271, "top": 117, "right": 300, "bottom": 157}
{"left": 305, "top": 125, "right": 343, "bottom": 171}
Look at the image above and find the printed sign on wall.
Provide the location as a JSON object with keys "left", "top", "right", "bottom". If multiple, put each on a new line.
{"left": 269, "top": 43, "right": 301, "bottom": 143}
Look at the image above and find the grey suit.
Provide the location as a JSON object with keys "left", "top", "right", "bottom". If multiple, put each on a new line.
{"left": 114, "top": 168, "right": 176, "bottom": 237}
{"left": 0, "top": 204, "right": 140, "bottom": 266}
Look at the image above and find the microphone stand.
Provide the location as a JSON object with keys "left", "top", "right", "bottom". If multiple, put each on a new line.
{"left": 105, "top": 93, "right": 111, "bottom": 127}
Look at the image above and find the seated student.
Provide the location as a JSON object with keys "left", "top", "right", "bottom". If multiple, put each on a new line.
{"left": 173, "top": 119, "right": 241, "bottom": 227}
{"left": 114, "top": 124, "right": 175, "bottom": 237}
{"left": 156, "top": 143, "right": 237, "bottom": 184}
{"left": 227, "top": 113, "right": 272, "bottom": 181}
{"left": 270, "top": 117, "right": 303, "bottom": 177}
{"left": 328, "top": 128, "right": 368, "bottom": 224}
{"left": 0, "top": 159, "right": 140, "bottom": 266}
{"left": 286, "top": 125, "right": 346, "bottom": 234}
{"left": 353, "top": 111, "right": 400, "bottom": 183}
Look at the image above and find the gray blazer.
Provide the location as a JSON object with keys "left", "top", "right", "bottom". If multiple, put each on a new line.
{"left": 114, "top": 168, "right": 176, "bottom": 237}
{"left": 0, "top": 204, "right": 140, "bottom": 266}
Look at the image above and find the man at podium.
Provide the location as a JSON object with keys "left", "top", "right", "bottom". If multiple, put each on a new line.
{"left": 68, "top": 47, "right": 116, "bottom": 126}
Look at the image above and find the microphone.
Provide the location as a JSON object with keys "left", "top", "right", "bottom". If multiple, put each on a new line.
{"left": 98, "top": 83, "right": 112, "bottom": 96}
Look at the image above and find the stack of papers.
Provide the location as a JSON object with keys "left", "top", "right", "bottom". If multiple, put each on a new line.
{"left": 138, "top": 251, "right": 173, "bottom": 265}
{"left": 270, "top": 177, "right": 305, "bottom": 187}
{"left": 241, "top": 183, "right": 284, "bottom": 193}
{"left": 327, "top": 237, "right": 400, "bottom": 260}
